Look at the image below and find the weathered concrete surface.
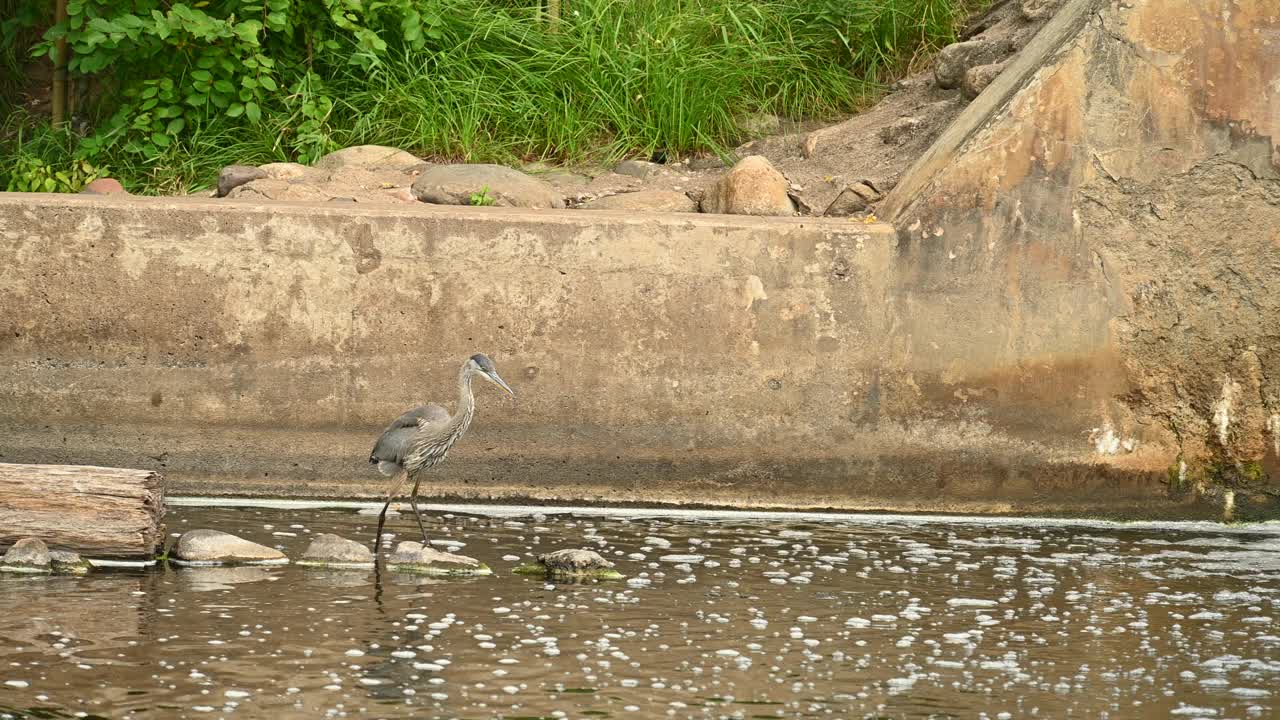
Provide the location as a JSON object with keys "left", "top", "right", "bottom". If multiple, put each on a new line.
{"left": 0, "top": 192, "right": 1195, "bottom": 516}
{"left": 883, "top": 0, "right": 1280, "bottom": 517}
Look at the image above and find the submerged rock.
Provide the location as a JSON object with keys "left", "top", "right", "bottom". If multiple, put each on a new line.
{"left": 388, "top": 541, "right": 491, "bottom": 576}
{"left": 1, "top": 538, "right": 51, "bottom": 574}
{"left": 515, "top": 548, "right": 624, "bottom": 580}
{"left": 49, "top": 549, "right": 91, "bottom": 575}
{"left": 172, "top": 529, "right": 288, "bottom": 566}
{"left": 297, "top": 533, "right": 374, "bottom": 568}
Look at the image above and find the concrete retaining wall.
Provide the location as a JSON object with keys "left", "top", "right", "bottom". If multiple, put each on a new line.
{"left": 1, "top": 195, "right": 1178, "bottom": 515}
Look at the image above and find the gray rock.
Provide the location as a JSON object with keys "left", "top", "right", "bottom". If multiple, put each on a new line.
{"left": 580, "top": 190, "right": 698, "bottom": 213}
{"left": 298, "top": 533, "right": 374, "bottom": 568}
{"left": 173, "top": 529, "right": 288, "bottom": 565}
{"left": 687, "top": 156, "right": 727, "bottom": 170}
{"left": 1, "top": 538, "right": 51, "bottom": 573}
{"left": 217, "top": 165, "right": 267, "bottom": 197}
{"left": 538, "top": 170, "right": 592, "bottom": 188}
{"left": 225, "top": 178, "right": 331, "bottom": 202}
{"left": 314, "top": 145, "right": 421, "bottom": 171}
{"left": 613, "top": 160, "right": 662, "bottom": 179}
{"left": 515, "top": 548, "right": 624, "bottom": 579}
{"left": 824, "top": 182, "right": 882, "bottom": 217}
{"left": 700, "top": 155, "right": 795, "bottom": 217}
{"left": 539, "top": 548, "right": 614, "bottom": 571}
{"left": 963, "top": 60, "right": 1009, "bottom": 99}
{"left": 387, "top": 541, "right": 491, "bottom": 576}
{"left": 258, "top": 162, "right": 313, "bottom": 180}
{"left": 934, "top": 39, "right": 1013, "bottom": 90}
{"left": 411, "top": 164, "right": 566, "bottom": 209}
{"left": 49, "top": 549, "right": 91, "bottom": 575}
{"left": 1020, "top": 0, "right": 1062, "bottom": 21}
{"left": 879, "top": 117, "right": 924, "bottom": 146}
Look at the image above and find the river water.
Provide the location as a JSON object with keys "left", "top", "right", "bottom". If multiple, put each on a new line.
{"left": 1, "top": 503, "right": 1277, "bottom": 719}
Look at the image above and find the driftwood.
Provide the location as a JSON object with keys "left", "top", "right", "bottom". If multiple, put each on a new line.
{"left": 0, "top": 463, "right": 166, "bottom": 559}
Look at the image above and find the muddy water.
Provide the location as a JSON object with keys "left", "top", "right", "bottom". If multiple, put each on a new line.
{"left": 1, "top": 506, "right": 1278, "bottom": 720}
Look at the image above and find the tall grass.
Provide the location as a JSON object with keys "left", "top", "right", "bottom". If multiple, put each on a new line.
{"left": 1, "top": 0, "right": 977, "bottom": 193}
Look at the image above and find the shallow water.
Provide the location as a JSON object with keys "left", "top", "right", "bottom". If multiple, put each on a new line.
{"left": 2, "top": 505, "right": 1278, "bottom": 720}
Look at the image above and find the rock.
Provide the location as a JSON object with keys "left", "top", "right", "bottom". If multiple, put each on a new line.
{"left": 225, "top": 178, "right": 331, "bottom": 203}
{"left": 613, "top": 160, "right": 662, "bottom": 179}
{"left": 411, "top": 164, "right": 565, "bottom": 209}
{"left": 314, "top": 145, "right": 421, "bottom": 171}
{"left": 49, "top": 549, "right": 91, "bottom": 575}
{"left": 258, "top": 162, "right": 312, "bottom": 180}
{"left": 539, "top": 170, "right": 592, "bottom": 188}
{"left": 79, "top": 178, "right": 126, "bottom": 195}
{"left": 1020, "top": 0, "right": 1062, "bottom": 21}
{"left": 328, "top": 196, "right": 357, "bottom": 203}
{"left": 934, "top": 39, "right": 1013, "bottom": 90}
{"left": 580, "top": 190, "right": 698, "bottom": 213}
{"left": 801, "top": 133, "right": 821, "bottom": 159}
{"left": 387, "top": 541, "right": 491, "bottom": 576}
{"left": 879, "top": 117, "right": 924, "bottom": 146}
{"left": 173, "top": 529, "right": 288, "bottom": 565}
{"left": 824, "top": 182, "right": 883, "bottom": 217}
{"left": 297, "top": 533, "right": 374, "bottom": 568}
{"left": 700, "top": 155, "right": 795, "bottom": 216}
{"left": 516, "top": 548, "right": 624, "bottom": 579}
{"left": 963, "top": 60, "right": 1009, "bottom": 99}
{"left": 1, "top": 538, "right": 51, "bottom": 573}
{"left": 687, "top": 156, "right": 726, "bottom": 171}
{"left": 537, "top": 548, "right": 622, "bottom": 576}
{"left": 217, "top": 165, "right": 267, "bottom": 197}
{"left": 384, "top": 187, "right": 417, "bottom": 203}
{"left": 735, "top": 111, "right": 783, "bottom": 138}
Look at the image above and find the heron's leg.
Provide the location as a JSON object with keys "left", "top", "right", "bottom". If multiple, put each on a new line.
{"left": 408, "top": 473, "right": 429, "bottom": 544}
{"left": 374, "top": 471, "right": 408, "bottom": 557}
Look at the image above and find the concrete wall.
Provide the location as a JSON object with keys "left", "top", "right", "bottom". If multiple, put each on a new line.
{"left": 0, "top": 194, "right": 1179, "bottom": 515}
{"left": 882, "top": 0, "right": 1280, "bottom": 518}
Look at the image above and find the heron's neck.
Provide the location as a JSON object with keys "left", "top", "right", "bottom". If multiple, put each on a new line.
{"left": 450, "top": 366, "right": 477, "bottom": 439}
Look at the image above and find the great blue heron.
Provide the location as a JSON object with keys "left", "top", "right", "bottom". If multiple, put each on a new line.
{"left": 368, "top": 353, "right": 514, "bottom": 555}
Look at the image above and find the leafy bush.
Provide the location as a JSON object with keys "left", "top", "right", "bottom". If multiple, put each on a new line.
{"left": 1, "top": 0, "right": 977, "bottom": 194}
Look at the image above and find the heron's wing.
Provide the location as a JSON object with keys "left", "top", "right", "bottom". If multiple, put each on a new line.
{"left": 383, "top": 403, "right": 449, "bottom": 432}
{"left": 369, "top": 403, "right": 450, "bottom": 474}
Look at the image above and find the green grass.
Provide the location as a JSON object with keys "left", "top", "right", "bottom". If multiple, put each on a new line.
{"left": 1, "top": 0, "right": 978, "bottom": 194}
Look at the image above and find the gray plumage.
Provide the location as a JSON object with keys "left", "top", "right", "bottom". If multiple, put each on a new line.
{"left": 367, "top": 353, "right": 514, "bottom": 556}
{"left": 369, "top": 403, "right": 450, "bottom": 477}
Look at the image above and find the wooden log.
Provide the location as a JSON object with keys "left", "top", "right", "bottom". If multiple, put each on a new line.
{"left": 0, "top": 463, "right": 166, "bottom": 559}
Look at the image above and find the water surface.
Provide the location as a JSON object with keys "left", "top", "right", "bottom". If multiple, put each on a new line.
{"left": 2, "top": 504, "right": 1277, "bottom": 719}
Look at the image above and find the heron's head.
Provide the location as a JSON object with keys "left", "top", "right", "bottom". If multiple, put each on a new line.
{"left": 468, "top": 353, "right": 515, "bottom": 396}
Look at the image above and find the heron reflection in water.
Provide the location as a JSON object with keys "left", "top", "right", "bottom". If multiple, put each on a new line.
{"left": 367, "top": 353, "right": 514, "bottom": 555}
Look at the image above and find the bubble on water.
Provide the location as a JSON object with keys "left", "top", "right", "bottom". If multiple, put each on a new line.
{"left": 948, "top": 598, "right": 999, "bottom": 608}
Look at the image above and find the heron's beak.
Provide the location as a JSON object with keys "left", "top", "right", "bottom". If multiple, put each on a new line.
{"left": 487, "top": 371, "right": 515, "bottom": 397}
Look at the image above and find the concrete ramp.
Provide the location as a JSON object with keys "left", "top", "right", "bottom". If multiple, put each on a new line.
{"left": 882, "top": 0, "right": 1280, "bottom": 517}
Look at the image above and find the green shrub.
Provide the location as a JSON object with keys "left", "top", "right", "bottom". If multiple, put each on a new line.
{"left": 2, "top": 0, "right": 977, "bottom": 194}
